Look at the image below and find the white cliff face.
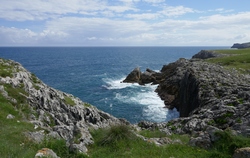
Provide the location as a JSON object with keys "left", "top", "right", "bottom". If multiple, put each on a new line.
{"left": 0, "top": 58, "right": 124, "bottom": 153}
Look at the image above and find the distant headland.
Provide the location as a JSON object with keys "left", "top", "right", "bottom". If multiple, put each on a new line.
{"left": 231, "top": 42, "right": 250, "bottom": 49}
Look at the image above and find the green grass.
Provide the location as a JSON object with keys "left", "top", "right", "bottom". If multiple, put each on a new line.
{"left": 87, "top": 125, "right": 250, "bottom": 158}
{"left": 210, "top": 130, "right": 250, "bottom": 157}
{"left": 139, "top": 129, "right": 167, "bottom": 138}
{"left": 64, "top": 96, "right": 76, "bottom": 106}
{"left": 207, "top": 48, "right": 250, "bottom": 73}
{"left": 0, "top": 59, "right": 14, "bottom": 77}
{"left": 88, "top": 125, "right": 209, "bottom": 158}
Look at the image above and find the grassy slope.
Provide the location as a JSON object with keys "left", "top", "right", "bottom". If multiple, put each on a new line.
{"left": 0, "top": 60, "right": 86, "bottom": 158}
{"left": 207, "top": 48, "right": 250, "bottom": 73}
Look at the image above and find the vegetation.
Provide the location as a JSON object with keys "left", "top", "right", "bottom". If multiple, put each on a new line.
{"left": 88, "top": 125, "right": 250, "bottom": 158}
{"left": 207, "top": 48, "right": 250, "bottom": 73}
{"left": 139, "top": 129, "right": 167, "bottom": 138}
{"left": 64, "top": 96, "right": 76, "bottom": 106}
{"left": 0, "top": 81, "right": 84, "bottom": 157}
{"left": 0, "top": 59, "right": 14, "bottom": 77}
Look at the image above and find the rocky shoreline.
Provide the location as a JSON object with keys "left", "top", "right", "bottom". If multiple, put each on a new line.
{"left": 124, "top": 50, "right": 250, "bottom": 137}
{"left": 1, "top": 49, "right": 250, "bottom": 156}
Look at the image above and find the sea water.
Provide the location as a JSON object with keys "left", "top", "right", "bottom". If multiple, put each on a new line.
{"left": 0, "top": 46, "right": 228, "bottom": 123}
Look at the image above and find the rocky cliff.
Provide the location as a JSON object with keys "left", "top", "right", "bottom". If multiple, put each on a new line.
{"left": 0, "top": 58, "right": 124, "bottom": 153}
{"left": 124, "top": 53, "right": 250, "bottom": 137}
{"left": 231, "top": 42, "right": 250, "bottom": 49}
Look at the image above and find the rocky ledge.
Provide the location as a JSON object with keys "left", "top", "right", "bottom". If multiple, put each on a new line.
{"left": 124, "top": 51, "right": 250, "bottom": 137}
{"left": 0, "top": 58, "right": 125, "bottom": 153}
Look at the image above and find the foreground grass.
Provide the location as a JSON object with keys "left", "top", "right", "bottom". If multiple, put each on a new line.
{"left": 87, "top": 125, "right": 250, "bottom": 158}
{"left": 88, "top": 125, "right": 208, "bottom": 158}
{"left": 207, "top": 48, "right": 250, "bottom": 73}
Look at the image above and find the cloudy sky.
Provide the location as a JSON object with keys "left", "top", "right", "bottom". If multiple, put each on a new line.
{"left": 1, "top": 0, "right": 250, "bottom": 46}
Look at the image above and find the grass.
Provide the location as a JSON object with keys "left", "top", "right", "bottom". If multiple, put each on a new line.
{"left": 139, "top": 129, "right": 167, "bottom": 138}
{"left": 87, "top": 125, "right": 250, "bottom": 158}
{"left": 64, "top": 96, "right": 76, "bottom": 106}
{"left": 88, "top": 125, "right": 208, "bottom": 158}
{"left": 0, "top": 59, "right": 14, "bottom": 77}
{"left": 207, "top": 48, "right": 250, "bottom": 73}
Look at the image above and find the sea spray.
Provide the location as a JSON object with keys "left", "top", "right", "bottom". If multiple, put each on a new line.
{"left": 102, "top": 77, "right": 179, "bottom": 122}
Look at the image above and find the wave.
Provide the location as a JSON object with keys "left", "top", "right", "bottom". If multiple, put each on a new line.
{"left": 103, "top": 77, "right": 179, "bottom": 122}
{"left": 102, "top": 77, "right": 140, "bottom": 90}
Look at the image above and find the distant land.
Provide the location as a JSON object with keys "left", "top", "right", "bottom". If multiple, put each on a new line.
{"left": 231, "top": 42, "right": 250, "bottom": 49}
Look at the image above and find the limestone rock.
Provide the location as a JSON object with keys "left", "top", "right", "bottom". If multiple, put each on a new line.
{"left": 192, "top": 50, "right": 221, "bottom": 59}
{"left": 123, "top": 68, "right": 161, "bottom": 85}
{"left": 233, "top": 147, "right": 250, "bottom": 158}
{"left": 0, "top": 58, "right": 124, "bottom": 153}
{"left": 123, "top": 67, "right": 141, "bottom": 83}
{"left": 35, "top": 148, "right": 59, "bottom": 158}
{"left": 189, "top": 132, "right": 211, "bottom": 149}
{"left": 6, "top": 114, "right": 15, "bottom": 119}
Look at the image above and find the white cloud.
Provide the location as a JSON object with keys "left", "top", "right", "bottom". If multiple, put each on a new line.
{"left": 0, "top": 0, "right": 136, "bottom": 21}
{"left": 1, "top": 1, "right": 250, "bottom": 46}
{"left": 159, "top": 6, "right": 195, "bottom": 17}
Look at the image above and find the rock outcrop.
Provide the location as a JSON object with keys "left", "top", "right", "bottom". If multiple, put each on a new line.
{"left": 233, "top": 147, "right": 250, "bottom": 158}
{"left": 192, "top": 50, "right": 222, "bottom": 59}
{"left": 123, "top": 67, "right": 162, "bottom": 85}
{"left": 0, "top": 58, "right": 124, "bottom": 153}
{"left": 231, "top": 42, "right": 250, "bottom": 49}
{"left": 124, "top": 53, "right": 250, "bottom": 136}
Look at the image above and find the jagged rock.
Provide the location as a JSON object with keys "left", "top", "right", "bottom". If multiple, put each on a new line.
{"left": 132, "top": 54, "right": 250, "bottom": 136}
{"left": 123, "top": 67, "right": 141, "bottom": 83}
{"left": 123, "top": 68, "right": 161, "bottom": 85}
{"left": 192, "top": 50, "right": 219, "bottom": 59}
{"left": 25, "top": 130, "right": 45, "bottom": 143}
{"left": 233, "top": 147, "right": 250, "bottom": 158}
{"left": 0, "top": 58, "right": 124, "bottom": 153}
{"left": 35, "top": 148, "right": 59, "bottom": 158}
{"left": 189, "top": 132, "right": 211, "bottom": 149}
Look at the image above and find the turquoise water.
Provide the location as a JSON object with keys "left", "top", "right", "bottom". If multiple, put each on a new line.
{"left": 0, "top": 46, "right": 228, "bottom": 123}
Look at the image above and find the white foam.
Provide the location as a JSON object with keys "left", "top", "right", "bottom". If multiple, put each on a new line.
{"left": 102, "top": 77, "right": 140, "bottom": 90}
{"left": 103, "top": 77, "right": 179, "bottom": 122}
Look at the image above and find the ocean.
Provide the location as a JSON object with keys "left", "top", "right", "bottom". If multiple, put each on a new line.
{"left": 0, "top": 46, "right": 228, "bottom": 123}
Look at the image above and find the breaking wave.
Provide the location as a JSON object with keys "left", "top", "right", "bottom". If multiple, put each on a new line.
{"left": 102, "top": 77, "right": 179, "bottom": 122}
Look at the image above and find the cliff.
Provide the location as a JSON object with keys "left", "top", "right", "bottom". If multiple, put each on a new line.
{"left": 0, "top": 58, "right": 125, "bottom": 154}
{"left": 124, "top": 52, "right": 250, "bottom": 136}
{"left": 231, "top": 42, "right": 250, "bottom": 49}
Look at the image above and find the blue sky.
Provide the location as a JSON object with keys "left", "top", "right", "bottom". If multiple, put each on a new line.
{"left": 1, "top": 0, "right": 250, "bottom": 46}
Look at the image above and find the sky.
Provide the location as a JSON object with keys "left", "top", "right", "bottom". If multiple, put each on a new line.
{"left": 0, "top": 0, "right": 250, "bottom": 46}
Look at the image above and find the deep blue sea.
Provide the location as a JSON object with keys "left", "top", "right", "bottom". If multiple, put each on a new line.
{"left": 0, "top": 46, "right": 229, "bottom": 123}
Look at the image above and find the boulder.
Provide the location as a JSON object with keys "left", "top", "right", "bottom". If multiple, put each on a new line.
{"left": 123, "top": 68, "right": 161, "bottom": 85}
{"left": 6, "top": 114, "right": 15, "bottom": 119}
{"left": 35, "top": 148, "right": 59, "bottom": 158}
{"left": 123, "top": 67, "right": 141, "bottom": 83}
{"left": 233, "top": 147, "right": 250, "bottom": 158}
{"left": 189, "top": 132, "right": 211, "bottom": 149}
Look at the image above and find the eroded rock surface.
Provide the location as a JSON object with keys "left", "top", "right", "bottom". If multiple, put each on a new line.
{"left": 128, "top": 55, "right": 250, "bottom": 137}
{"left": 0, "top": 58, "right": 124, "bottom": 153}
